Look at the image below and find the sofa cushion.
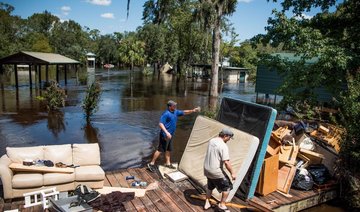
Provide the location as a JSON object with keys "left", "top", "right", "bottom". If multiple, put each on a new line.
{"left": 75, "top": 165, "right": 104, "bottom": 181}
{"left": 73, "top": 144, "right": 101, "bottom": 166}
{"left": 43, "top": 173, "right": 75, "bottom": 185}
{"left": 12, "top": 173, "right": 43, "bottom": 188}
{"left": 6, "top": 146, "right": 44, "bottom": 163}
{"left": 44, "top": 144, "right": 72, "bottom": 165}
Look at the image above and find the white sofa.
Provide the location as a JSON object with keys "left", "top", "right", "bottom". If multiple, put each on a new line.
{"left": 0, "top": 143, "right": 105, "bottom": 199}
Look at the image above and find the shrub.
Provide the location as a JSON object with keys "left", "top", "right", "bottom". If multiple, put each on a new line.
{"left": 42, "top": 81, "right": 66, "bottom": 111}
{"left": 82, "top": 82, "right": 101, "bottom": 121}
{"left": 78, "top": 72, "right": 88, "bottom": 85}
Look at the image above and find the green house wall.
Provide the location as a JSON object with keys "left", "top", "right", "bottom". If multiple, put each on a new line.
{"left": 255, "top": 53, "right": 335, "bottom": 103}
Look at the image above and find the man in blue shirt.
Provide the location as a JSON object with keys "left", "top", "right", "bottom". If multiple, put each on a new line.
{"left": 147, "top": 100, "right": 200, "bottom": 172}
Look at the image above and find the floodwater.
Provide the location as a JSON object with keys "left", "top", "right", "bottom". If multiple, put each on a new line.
{"left": 0, "top": 67, "right": 256, "bottom": 171}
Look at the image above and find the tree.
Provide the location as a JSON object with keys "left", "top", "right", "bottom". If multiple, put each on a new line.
{"left": 138, "top": 24, "right": 167, "bottom": 71}
{"left": 141, "top": 0, "right": 206, "bottom": 74}
{"left": 26, "top": 32, "right": 53, "bottom": 52}
{"left": 82, "top": 82, "right": 101, "bottom": 122}
{"left": 194, "top": 0, "right": 237, "bottom": 97}
{"left": 0, "top": 3, "right": 24, "bottom": 57}
{"left": 26, "top": 11, "right": 59, "bottom": 37}
{"left": 96, "top": 34, "right": 119, "bottom": 65}
{"left": 229, "top": 42, "right": 258, "bottom": 81}
{"left": 50, "top": 20, "right": 89, "bottom": 62}
{"left": 118, "top": 34, "right": 145, "bottom": 70}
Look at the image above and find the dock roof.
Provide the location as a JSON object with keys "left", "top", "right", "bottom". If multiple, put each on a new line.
{"left": 0, "top": 51, "right": 80, "bottom": 65}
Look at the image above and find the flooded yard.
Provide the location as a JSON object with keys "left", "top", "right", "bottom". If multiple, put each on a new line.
{"left": 0, "top": 68, "right": 256, "bottom": 171}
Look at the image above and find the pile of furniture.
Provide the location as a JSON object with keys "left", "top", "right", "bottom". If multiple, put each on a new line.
{"left": 256, "top": 121, "right": 340, "bottom": 196}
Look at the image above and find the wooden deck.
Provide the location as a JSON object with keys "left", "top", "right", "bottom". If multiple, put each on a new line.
{"left": 0, "top": 167, "right": 338, "bottom": 211}
{"left": 249, "top": 184, "right": 338, "bottom": 212}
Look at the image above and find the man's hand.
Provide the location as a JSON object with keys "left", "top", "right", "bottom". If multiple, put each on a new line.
{"left": 194, "top": 106, "right": 201, "bottom": 112}
{"left": 166, "top": 132, "right": 172, "bottom": 140}
{"left": 231, "top": 173, "right": 236, "bottom": 181}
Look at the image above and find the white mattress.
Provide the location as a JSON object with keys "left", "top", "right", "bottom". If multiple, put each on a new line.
{"left": 179, "top": 116, "right": 259, "bottom": 201}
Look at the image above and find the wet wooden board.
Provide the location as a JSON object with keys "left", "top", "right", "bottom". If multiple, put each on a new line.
{"left": 249, "top": 186, "right": 338, "bottom": 211}
{"left": 9, "top": 163, "right": 74, "bottom": 173}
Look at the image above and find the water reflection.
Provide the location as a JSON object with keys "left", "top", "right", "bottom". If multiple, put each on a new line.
{"left": 0, "top": 68, "right": 256, "bottom": 171}
{"left": 47, "top": 111, "right": 65, "bottom": 138}
{"left": 83, "top": 121, "right": 99, "bottom": 143}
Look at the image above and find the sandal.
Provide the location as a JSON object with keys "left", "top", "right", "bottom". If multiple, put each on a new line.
{"left": 218, "top": 203, "right": 230, "bottom": 212}
{"left": 204, "top": 199, "right": 211, "bottom": 210}
{"left": 164, "top": 164, "right": 176, "bottom": 169}
{"left": 55, "top": 162, "right": 67, "bottom": 168}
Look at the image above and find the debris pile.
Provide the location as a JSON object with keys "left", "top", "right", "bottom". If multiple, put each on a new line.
{"left": 256, "top": 119, "right": 343, "bottom": 196}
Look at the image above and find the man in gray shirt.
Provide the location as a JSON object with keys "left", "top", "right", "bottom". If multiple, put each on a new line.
{"left": 203, "top": 128, "right": 236, "bottom": 211}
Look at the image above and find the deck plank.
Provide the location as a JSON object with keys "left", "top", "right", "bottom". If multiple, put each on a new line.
{"left": 112, "top": 170, "right": 129, "bottom": 187}
{"left": 103, "top": 172, "right": 111, "bottom": 186}
{"left": 127, "top": 169, "right": 159, "bottom": 211}
{"left": 113, "top": 169, "right": 147, "bottom": 211}
{"left": 145, "top": 168, "right": 204, "bottom": 212}
{"left": 133, "top": 168, "right": 185, "bottom": 212}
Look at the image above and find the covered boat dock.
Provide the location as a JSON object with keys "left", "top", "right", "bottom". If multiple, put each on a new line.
{"left": 0, "top": 51, "right": 80, "bottom": 88}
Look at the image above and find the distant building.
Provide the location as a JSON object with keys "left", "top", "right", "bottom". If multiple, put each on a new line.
{"left": 86, "top": 52, "right": 96, "bottom": 68}
{"left": 255, "top": 53, "right": 338, "bottom": 105}
{"left": 190, "top": 64, "right": 249, "bottom": 83}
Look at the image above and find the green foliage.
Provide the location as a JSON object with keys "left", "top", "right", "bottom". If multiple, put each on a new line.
{"left": 42, "top": 81, "right": 66, "bottom": 111}
{"left": 50, "top": 20, "right": 89, "bottom": 60}
{"left": 26, "top": 10, "right": 59, "bottom": 37}
{"left": 202, "top": 107, "right": 218, "bottom": 119}
{"left": 229, "top": 42, "right": 258, "bottom": 81}
{"left": 0, "top": 3, "right": 24, "bottom": 57}
{"left": 142, "top": 67, "right": 153, "bottom": 76}
{"left": 96, "top": 34, "right": 119, "bottom": 65}
{"left": 338, "top": 74, "right": 360, "bottom": 174}
{"left": 118, "top": 34, "right": 145, "bottom": 69}
{"left": 78, "top": 72, "right": 88, "bottom": 85}
{"left": 82, "top": 82, "right": 101, "bottom": 120}
{"left": 27, "top": 32, "right": 52, "bottom": 52}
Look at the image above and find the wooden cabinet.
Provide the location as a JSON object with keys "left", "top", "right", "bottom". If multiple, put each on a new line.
{"left": 256, "top": 154, "right": 279, "bottom": 196}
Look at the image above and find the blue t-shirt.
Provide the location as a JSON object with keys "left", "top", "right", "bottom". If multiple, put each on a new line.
{"left": 160, "top": 109, "right": 184, "bottom": 137}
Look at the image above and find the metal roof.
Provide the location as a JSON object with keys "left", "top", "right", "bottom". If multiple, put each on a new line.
{"left": 0, "top": 51, "right": 80, "bottom": 65}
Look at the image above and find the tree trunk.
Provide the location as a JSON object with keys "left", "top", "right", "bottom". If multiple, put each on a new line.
{"left": 210, "top": 10, "right": 222, "bottom": 97}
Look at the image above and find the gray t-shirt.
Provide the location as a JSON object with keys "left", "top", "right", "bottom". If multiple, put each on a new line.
{"left": 204, "top": 137, "right": 230, "bottom": 179}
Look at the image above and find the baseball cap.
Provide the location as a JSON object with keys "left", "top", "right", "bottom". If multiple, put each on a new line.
{"left": 167, "top": 100, "right": 177, "bottom": 106}
{"left": 220, "top": 128, "right": 234, "bottom": 139}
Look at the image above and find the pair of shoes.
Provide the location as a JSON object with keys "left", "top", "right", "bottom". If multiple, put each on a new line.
{"left": 74, "top": 184, "right": 101, "bottom": 203}
{"left": 147, "top": 163, "right": 156, "bottom": 172}
{"left": 218, "top": 203, "right": 230, "bottom": 212}
{"left": 203, "top": 199, "right": 211, "bottom": 210}
{"left": 82, "top": 191, "right": 101, "bottom": 203}
{"left": 164, "top": 164, "right": 176, "bottom": 169}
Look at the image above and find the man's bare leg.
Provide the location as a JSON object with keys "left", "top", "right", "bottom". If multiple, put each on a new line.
{"left": 150, "top": 150, "right": 161, "bottom": 164}
{"left": 218, "top": 191, "right": 230, "bottom": 211}
{"left": 204, "top": 188, "right": 212, "bottom": 209}
{"left": 165, "top": 151, "right": 171, "bottom": 165}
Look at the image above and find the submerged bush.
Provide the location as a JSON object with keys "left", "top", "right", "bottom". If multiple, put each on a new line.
{"left": 82, "top": 82, "right": 101, "bottom": 120}
{"left": 42, "top": 81, "right": 66, "bottom": 111}
{"left": 78, "top": 72, "right": 88, "bottom": 85}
